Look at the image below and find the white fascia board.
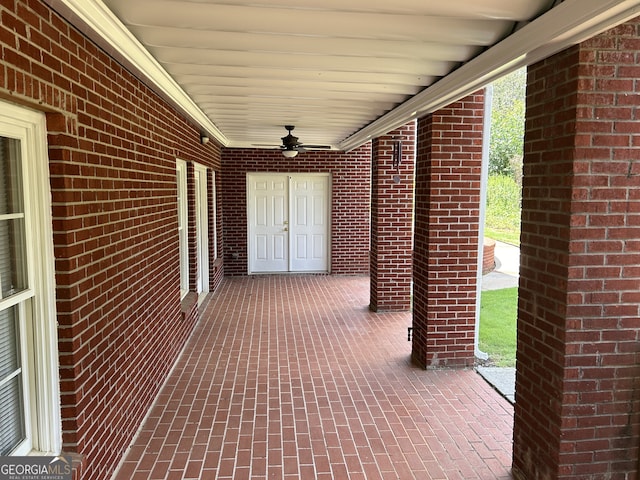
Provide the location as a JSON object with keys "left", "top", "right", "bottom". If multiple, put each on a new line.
{"left": 339, "top": 0, "right": 640, "bottom": 151}
{"left": 42, "top": 0, "right": 229, "bottom": 147}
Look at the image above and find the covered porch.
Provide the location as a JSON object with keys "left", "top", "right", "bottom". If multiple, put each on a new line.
{"left": 114, "top": 276, "right": 513, "bottom": 479}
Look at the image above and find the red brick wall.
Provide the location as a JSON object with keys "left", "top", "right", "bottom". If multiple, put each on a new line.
{"left": 513, "top": 20, "right": 640, "bottom": 479}
{"left": 221, "top": 147, "right": 371, "bottom": 276}
{"left": 412, "top": 91, "right": 485, "bottom": 368}
{"left": 0, "top": 1, "right": 222, "bottom": 478}
{"left": 209, "top": 169, "right": 224, "bottom": 288}
{"left": 370, "top": 123, "right": 415, "bottom": 311}
{"left": 187, "top": 162, "right": 199, "bottom": 292}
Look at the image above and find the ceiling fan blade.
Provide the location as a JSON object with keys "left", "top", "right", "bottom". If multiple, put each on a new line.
{"left": 300, "top": 144, "right": 332, "bottom": 150}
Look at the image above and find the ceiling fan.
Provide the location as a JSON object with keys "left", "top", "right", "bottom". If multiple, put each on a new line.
{"left": 256, "top": 126, "right": 332, "bottom": 157}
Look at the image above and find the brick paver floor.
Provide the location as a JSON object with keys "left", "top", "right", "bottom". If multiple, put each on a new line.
{"left": 114, "top": 275, "right": 514, "bottom": 479}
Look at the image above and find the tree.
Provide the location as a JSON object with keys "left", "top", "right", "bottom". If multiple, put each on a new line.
{"left": 489, "top": 68, "right": 526, "bottom": 180}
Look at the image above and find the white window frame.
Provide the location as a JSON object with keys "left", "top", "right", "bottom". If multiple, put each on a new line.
{"left": 176, "top": 159, "right": 188, "bottom": 299}
{"left": 194, "top": 163, "right": 209, "bottom": 295}
{"left": 0, "top": 100, "right": 61, "bottom": 455}
{"left": 211, "top": 170, "right": 217, "bottom": 261}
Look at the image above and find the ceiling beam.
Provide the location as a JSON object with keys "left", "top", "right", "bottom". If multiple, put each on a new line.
{"left": 339, "top": 0, "right": 640, "bottom": 151}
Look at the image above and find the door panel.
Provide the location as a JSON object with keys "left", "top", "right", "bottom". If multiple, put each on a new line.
{"left": 248, "top": 175, "right": 289, "bottom": 273}
{"left": 290, "top": 176, "right": 329, "bottom": 272}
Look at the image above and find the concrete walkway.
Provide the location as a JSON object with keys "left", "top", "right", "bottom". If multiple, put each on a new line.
{"left": 476, "top": 367, "right": 516, "bottom": 404}
{"left": 481, "top": 241, "right": 519, "bottom": 291}
{"left": 478, "top": 241, "right": 519, "bottom": 404}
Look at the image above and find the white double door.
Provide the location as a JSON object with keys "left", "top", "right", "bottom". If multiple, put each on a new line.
{"left": 248, "top": 173, "right": 330, "bottom": 274}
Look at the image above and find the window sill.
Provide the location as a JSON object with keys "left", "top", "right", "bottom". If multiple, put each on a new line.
{"left": 180, "top": 292, "right": 198, "bottom": 321}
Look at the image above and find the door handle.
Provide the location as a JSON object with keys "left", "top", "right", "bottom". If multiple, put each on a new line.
{"left": 283, "top": 227, "right": 288, "bottom": 232}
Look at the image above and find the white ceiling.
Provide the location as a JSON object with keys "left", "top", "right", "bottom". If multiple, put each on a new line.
{"left": 45, "top": 0, "right": 640, "bottom": 150}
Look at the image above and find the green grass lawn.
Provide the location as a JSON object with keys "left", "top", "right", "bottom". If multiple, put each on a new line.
{"left": 479, "top": 287, "right": 518, "bottom": 367}
{"left": 484, "top": 226, "right": 520, "bottom": 246}
{"left": 485, "top": 175, "right": 521, "bottom": 246}
{"left": 482, "top": 174, "right": 519, "bottom": 366}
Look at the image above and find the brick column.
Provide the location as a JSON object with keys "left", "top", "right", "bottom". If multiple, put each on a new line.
{"left": 411, "top": 91, "right": 485, "bottom": 368}
{"left": 370, "top": 123, "right": 415, "bottom": 312}
{"left": 513, "top": 20, "right": 640, "bottom": 479}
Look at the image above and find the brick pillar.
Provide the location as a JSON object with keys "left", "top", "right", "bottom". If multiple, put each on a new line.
{"left": 513, "top": 20, "right": 640, "bottom": 479}
{"left": 370, "top": 123, "right": 415, "bottom": 311}
{"left": 411, "top": 91, "right": 485, "bottom": 368}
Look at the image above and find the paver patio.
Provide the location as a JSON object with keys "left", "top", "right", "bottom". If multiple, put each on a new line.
{"left": 114, "top": 275, "right": 514, "bottom": 480}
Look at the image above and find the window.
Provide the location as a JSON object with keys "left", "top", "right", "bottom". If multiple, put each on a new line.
{"left": 194, "top": 164, "right": 209, "bottom": 294}
{"left": 0, "top": 101, "right": 60, "bottom": 455}
{"left": 176, "top": 160, "right": 188, "bottom": 298}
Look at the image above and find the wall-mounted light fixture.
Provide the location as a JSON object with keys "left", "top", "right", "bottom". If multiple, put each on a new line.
{"left": 393, "top": 139, "right": 402, "bottom": 183}
{"left": 200, "top": 133, "right": 210, "bottom": 145}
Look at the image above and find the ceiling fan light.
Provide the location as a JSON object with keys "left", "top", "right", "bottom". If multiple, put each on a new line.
{"left": 282, "top": 149, "right": 298, "bottom": 158}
